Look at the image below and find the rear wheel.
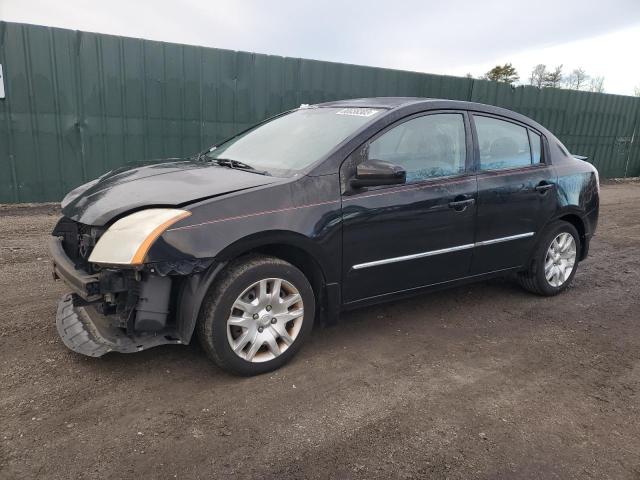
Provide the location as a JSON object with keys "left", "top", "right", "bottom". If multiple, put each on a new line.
{"left": 518, "top": 221, "right": 580, "bottom": 296}
{"left": 197, "top": 254, "right": 315, "bottom": 376}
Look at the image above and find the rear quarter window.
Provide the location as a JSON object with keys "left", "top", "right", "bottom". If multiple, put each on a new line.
{"left": 529, "top": 130, "right": 542, "bottom": 164}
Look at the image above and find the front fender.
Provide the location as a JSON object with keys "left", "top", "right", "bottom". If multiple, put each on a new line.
{"left": 173, "top": 229, "right": 339, "bottom": 344}
{"left": 175, "top": 262, "right": 227, "bottom": 344}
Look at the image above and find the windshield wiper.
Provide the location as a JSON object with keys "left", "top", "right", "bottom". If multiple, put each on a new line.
{"left": 208, "top": 158, "right": 271, "bottom": 176}
{"left": 192, "top": 148, "right": 212, "bottom": 162}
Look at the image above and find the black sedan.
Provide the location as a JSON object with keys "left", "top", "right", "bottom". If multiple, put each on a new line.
{"left": 50, "top": 97, "right": 600, "bottom": 376}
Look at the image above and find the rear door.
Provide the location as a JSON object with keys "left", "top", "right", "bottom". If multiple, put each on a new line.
{"left": 470, "top": 114, "right": 557, "bottom": 274}
{"left": 340, "top": 111, "right": 477, "bottom": 303}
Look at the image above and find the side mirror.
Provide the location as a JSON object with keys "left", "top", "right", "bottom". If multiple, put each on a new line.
{"left": 350, "top": 160, "right": 406, "bottom": 189}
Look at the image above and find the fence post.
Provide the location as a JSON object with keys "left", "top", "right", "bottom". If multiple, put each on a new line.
{"left": 623, "top": 104, "right": 640, "bottom": 178}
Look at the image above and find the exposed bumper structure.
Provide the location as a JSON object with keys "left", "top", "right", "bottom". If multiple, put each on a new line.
{"left": 56, "top": 293, "right": 182, "bottom": 356}
{"left": 49, "top": 237, "right": 101, "bottom": 301}
{"left": 50, "top": 235, "right": 184, "bottom": 357}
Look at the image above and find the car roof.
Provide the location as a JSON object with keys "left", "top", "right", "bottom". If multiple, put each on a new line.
{"left": 315, "top": 97, "right": 549, "bottom": 134}
{"left": 316, "top": 97, "right": 429, "bottom": 109}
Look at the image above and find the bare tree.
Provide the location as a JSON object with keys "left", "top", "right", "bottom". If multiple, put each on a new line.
{"left": 543, "top": 65, "right": 563, "bottom": 88}
{"left": 529, "top": 64, "right": 547, "bottom": 88}
{"left": 565, "top": 68, "right": 589, "bottom": 90}
{"left": 588, "top": 76, "right": 605, "bottom": 93}
{"left": 634, "top": 85, "right": 640, "bottom": 97}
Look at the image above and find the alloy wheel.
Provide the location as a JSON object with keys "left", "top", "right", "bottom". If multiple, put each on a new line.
{"left": 226, "top": 278, "right": 304, "bottom": 362}
{"left": 544, "top": 232, "right": 577, "bottom": 287}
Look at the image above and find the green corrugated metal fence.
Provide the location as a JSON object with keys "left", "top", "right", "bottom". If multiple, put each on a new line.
{"left": 1, "top": 21, "right": 639, "bottom": 203}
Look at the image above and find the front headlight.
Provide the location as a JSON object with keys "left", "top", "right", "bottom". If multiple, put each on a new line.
{"left": 89, "top": 208, "right": 191, "bottom": 266}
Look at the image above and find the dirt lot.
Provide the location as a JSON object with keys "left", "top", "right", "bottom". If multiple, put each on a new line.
{"left": 1, "top": 182, "right": 640, "bottom": 480}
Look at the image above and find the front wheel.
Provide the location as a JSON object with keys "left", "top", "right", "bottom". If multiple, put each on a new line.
{"left": 197, "top": 254, "right": 315, "bottom": 376}
{"left": 518, "top": 221, "right": 581, "bottom": 296}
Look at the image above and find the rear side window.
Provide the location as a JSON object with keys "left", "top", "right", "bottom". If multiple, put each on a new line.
{"left": 529, "top": 130, "right": 542, "bottom": 164}
{"left": 367, "top": 113, "right": 466, "bottom": 182}
{"left": 474, "top": 116, "right": 531, "bottom": 170}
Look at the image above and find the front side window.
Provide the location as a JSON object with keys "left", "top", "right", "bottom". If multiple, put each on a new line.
{"left": 474, "top": 115, "right": 532, "bottom": 170}
{"left": 206, "top": 107, "right": 381, "bottom": 176}
{"left": 366, "top": 113, "right": 467, "bottom": 182}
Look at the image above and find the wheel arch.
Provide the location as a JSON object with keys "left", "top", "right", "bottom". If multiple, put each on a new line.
{"left": 175, "top": 230, "right": 335, "bottom": 344}
{"left": 215, "top": 230, "right": 331, "bottom": 291}
{"left": 549, "top": 208, "right": 589, "bottom": 260}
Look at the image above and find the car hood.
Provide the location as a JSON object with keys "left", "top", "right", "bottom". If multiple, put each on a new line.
{"left": 61, "top": 160, "right": 281, "bottom": 225}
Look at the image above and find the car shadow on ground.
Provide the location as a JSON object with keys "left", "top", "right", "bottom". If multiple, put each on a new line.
{"left": 88, "top": 275, "right": 526, "bottom": 381}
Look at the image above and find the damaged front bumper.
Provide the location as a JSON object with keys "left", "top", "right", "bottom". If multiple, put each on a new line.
{"left": 56, "top": 293, "right": 183, "bottom": 356}
{"left": 49, "top": 236, "right": 184, "bottom": 357}
{"left": 49, "top": 237, "right": 102, "bottom": 302}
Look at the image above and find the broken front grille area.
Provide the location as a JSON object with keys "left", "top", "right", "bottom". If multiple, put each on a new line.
{"left": 51, "top": 217, "right": 143, "bottom": 329}
{"left": 52, "top": 217, "right": 105, "bottom": 273}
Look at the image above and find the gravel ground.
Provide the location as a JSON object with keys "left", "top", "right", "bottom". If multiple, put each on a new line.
{"left": 1, "top": 182, "right": 639, "bottom": 479}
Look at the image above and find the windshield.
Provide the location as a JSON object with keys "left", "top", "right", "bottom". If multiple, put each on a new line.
{"left": 205, "top": 107, "right": 382, "bottom": 176}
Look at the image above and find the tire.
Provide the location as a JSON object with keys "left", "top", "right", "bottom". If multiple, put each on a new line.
{"left": 197, "top": 254, "right": 315, "bottom": 376}
{"left": 518, "top": 221, "right": 581, "bottom": 296}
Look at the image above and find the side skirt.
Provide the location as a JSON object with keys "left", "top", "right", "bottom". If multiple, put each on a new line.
{"left": 340, "top": 266, "right": 522, "bottom": 311}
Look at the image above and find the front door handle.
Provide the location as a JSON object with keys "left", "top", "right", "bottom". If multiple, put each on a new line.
{"left": 535, "top": 182, "right": 554, "bottom": 194}
{"left": 448, "top": 197, "right": 475, "bottom": 211}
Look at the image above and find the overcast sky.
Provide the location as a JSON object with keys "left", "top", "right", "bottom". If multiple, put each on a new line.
{"left": 2, "top": 0, "right": 640, "bottom": 95}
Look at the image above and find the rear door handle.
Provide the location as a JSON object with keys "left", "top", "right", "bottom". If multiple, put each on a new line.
{"left": 448, "top": 197, "right": 475, "bottom": 211}
{"left": 535, "top": 182, "right": 554, "bottom": 194}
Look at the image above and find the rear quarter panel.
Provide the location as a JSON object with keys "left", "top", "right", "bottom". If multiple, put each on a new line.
{"left": 552, "top": 141, "right": 600, "bottom": 237}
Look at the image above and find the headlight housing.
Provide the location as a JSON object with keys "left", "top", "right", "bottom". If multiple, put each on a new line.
{"left": 88, "top": 208, "right": 191, "bottom": 266}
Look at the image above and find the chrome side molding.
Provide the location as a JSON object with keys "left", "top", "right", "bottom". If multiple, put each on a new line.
{"left": 352, "top": 243, "right": 475, "bottom": 270}
{"left": 352, "top": 232, "right": 535, "bottom": 270}
{"left": 474, "top": 232, "right": 535, "bottom": 246}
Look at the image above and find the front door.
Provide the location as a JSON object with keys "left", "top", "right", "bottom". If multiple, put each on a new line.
{"left": 470, "top": 113, "right": 557, "bottom": 274}
{"left": 341, "top": 111, "right": 477, "bottom": 304}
